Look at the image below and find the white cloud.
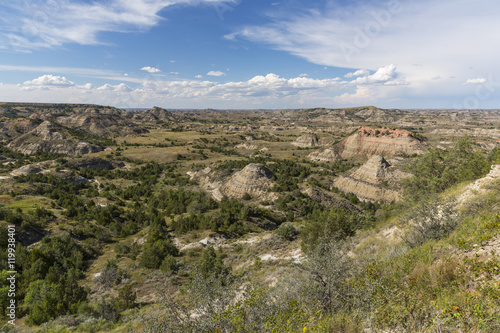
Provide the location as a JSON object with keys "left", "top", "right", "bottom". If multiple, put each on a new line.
{"left": 233, "top": 0, "right": 500, "bottom": 106}
{"left": 4, "top": 72, "right": 355, "bottom": 107}
{"left": 79, "top": 83, "right": 94, "bottom": 90}
{"left": 0, "top": 0, "right": 237, "bottom": 51}
{"left": 141, "top": 66, "right": 161, "bottom": 73}
{"left": 8, "top": 67, "right": 498, "bottom": 109}
{"left": 97, "top": 83, "right": 132, "bottom": 92}
{"left": 334, "top": 86, "right": 377, "bottom": 105}
{"left": 345, "top": 69, "right": 370, "bottom": 78}
{"left": 465, "top": 78, "right": 487, "bottom": 84}
{"left": 353, "top": 64, "right": 407, "bottom": 85}
{"left": 207, "top": 71, "right": 226, "bottom": 77}
{"left": 24, "top": 75, "right": 75, "bottom": 87}
{"left": 170, "top": 72, "right": 179, "bottom": 75}
{"left": 195, "top": 75, "right": 203, "bottom": 79}
{"left": 299, "top": 73, "right": 308, "bottom": 77}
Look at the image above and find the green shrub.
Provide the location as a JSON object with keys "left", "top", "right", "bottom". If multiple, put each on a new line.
{"left": 160, "top": 255, "right": 177, "bottom": 274}
{"left": 140, "top": 231, "right": 179, "bottom": 269}
{"left": 276, "top": 224, "right": 298, "bottom": 241}
{"left": 301, "top": 207, "right": 359, "bottom": 253}
{"left": 403, "top": 136, "right": 490, "bottom": 201}
{"left": 113, "top": 284, "right": 137, "bottom": 312}
{"left": 195, "top": 246, "right": 230, "bottom": 280}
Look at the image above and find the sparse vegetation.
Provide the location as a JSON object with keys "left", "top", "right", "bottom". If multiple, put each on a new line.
{"left": 2, "top": 104, "right": 500, "bottom": 332}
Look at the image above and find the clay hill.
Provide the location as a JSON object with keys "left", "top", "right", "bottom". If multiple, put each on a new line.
{"left": 292, "top": 134, "right": 320, "bottom": 148}
{"left": 0, "top": 119, "right": 40, "bottom": 141}
{"left": 132, "top": 106, "right": 178, "bottom": 124}
{"left": 7, "top": 121, "right": 104, "bottom": 155}
{"left": 340, "top": 127, "right": 427, "bottom": 158}
{"left": 56, "top": 106, "right": 146, "bottom": 136}
{"left": 333, "top": 155, "right": 411, "bottom": 202}
{"left": 221, "top": 164, "right": 276, "bottom": 199}
{"left": 308, "top": 148, "right": 342, "bottom": 162}
{"left": 187, "top": 163, "right": 278, "bottom": 201}
{"left": 308, "top": 127, "right": 427, "bottom": 162}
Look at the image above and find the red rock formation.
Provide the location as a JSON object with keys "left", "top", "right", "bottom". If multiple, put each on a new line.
{"left": 341, "top": 127, "right": 427, "bottom": 158}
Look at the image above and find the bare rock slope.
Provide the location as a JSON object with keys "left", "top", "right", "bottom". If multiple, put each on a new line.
{"left": 292, "top": 134, "right": 319, "bottom": 148}
{"left": 334, "top": 155, "right": 411, "bottom": 202}
{"left": 308, "top": 148, "right": 341, "bottom": 162}
{"left": 7, "top": 121, "right": 103, "bottom": 155}
{"left": 222, "top": 163, "right": 276, "bottom": 199}
{"left": 308, "top": 126, "right": 427, "bottom": 162}
{"left": 341, "top": 127, "right": 427, "bottom": 159}
{"left": 188, "top": 164, "right": 278, "bottom": 201}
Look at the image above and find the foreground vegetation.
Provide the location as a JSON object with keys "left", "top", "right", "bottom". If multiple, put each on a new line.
{"left": 1, "top": 105, "right": 500, "bottom": 332}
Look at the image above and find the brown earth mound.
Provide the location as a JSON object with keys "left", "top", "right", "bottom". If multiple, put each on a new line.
{"left": 222, "top": 163, "right": 275, "bottom": 199}
{"left": 7, "top": 121, "right": 104, "bottom": 155}
{"left": 292, "top": 134, "right": 319, "bottom": 148}
{"left": 308, "top": 148, "right": 341, "bottom": 162}
{"left": 334, "top": 155, "right": 411, "bottom": 202}
{"left": 340, "top": 127, "right": 427, "bottom": 158}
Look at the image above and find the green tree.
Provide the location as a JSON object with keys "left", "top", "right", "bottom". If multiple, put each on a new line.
{"left": 301, "top": 208, "right": 359, "bottom": 253}
{"left": 24, "top": 280, "right": 59, "bottom": 325}
{"left": 140, "top": 230, "right": 179, "bottom": 269}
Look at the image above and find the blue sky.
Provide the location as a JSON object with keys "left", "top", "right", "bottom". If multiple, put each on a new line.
{"left": 0, "top": 0, "right": 498, "bottom": 109}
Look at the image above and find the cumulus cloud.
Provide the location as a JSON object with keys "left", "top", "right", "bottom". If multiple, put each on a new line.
{"left": 97, "top": 83, "right": 132, "bottom": 92}
{"left": 465, "top": 78, "right": 487, "bottom": 84}
{"left": 334, "top": 86, "right": 377, "bottom": 105}
{"left": 141, "top": 66, "right": 161, "bottom": 73}
{"left": 345, "top": 69, "right": 370, "bottom": 78}
{"left": 79, "top": 83, "right": 94, "bottom": 90}
{"left": 232, "top": 0, "right": 500, "bottom": 106}
{"left": 195, "top": 75, "right": 203, "bottom": 79}
{"left": 299, "top": 73, "right": 308, "bottom": 77}
{"left": 5, "top": 72, "right": 353, "bottom": 106}
{"left": 207, "top": 71, "right": 226, "bottom": 77}
{"left": 6, "top": 65, "right": 475, "bottom": 109}
{"left": 0, "top": 0, "right": 237, "bottom": 51}
{"left": 23, "top": 75, "right": 75, "bottom": 87}
{"left": 353, "top": 64, "right": 407, "bottom": 85}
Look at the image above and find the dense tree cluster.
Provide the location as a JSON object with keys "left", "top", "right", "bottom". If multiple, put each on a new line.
{"left": 403, "top": 136, "right": 491, "bottom": 201}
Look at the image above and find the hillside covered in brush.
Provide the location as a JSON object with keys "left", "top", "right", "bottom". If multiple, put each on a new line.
{"left": 1, "top": 103, "right": 500, "bottom": 332}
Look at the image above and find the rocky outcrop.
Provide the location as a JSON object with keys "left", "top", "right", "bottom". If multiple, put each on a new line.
{"left": 147, "top": 106, "right": 177, "bottom": 122}
{"left": 56, "top": 107, "right": 147, "bottom": 136}
{"left": 235, "top": 143, "right": 258, "bottom": 150}
{"left": 355, "top": 108, "right": 395, "bottom": 123}
{"left": 334, "top": 155, "right": 411, "bottom": 202}
{"left": 222, "top": 164, "right": 275, "bottom": 199}
{"left": 187, "top": 167, "right": 226, "bottom": 201}
{"left": 308, "top": 148, "right": 341, "bottom": 162}
{"left": 7, "top": 121, "right": 104, "bottom": 155}
{"left": 131, "top": 106, "right": 177, "bottom": 124}
{"left": 10, "top": 165, "right": 43, "bottom": 177}
{"left": 9, "top": 162, "right": 88, "bottom": 183}
{"left": 292, "top": 134, "right": 319, "bottom": 148}
{"left": 340, "top": 127, "right": 427, "bottom": 159}
{"left": 0, "top": 119, "right": 40, "bottom": 140}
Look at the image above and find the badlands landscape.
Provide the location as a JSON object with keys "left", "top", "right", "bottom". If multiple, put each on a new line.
{"left": 1, "top": 103, "right": 500, "bottom": 332}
